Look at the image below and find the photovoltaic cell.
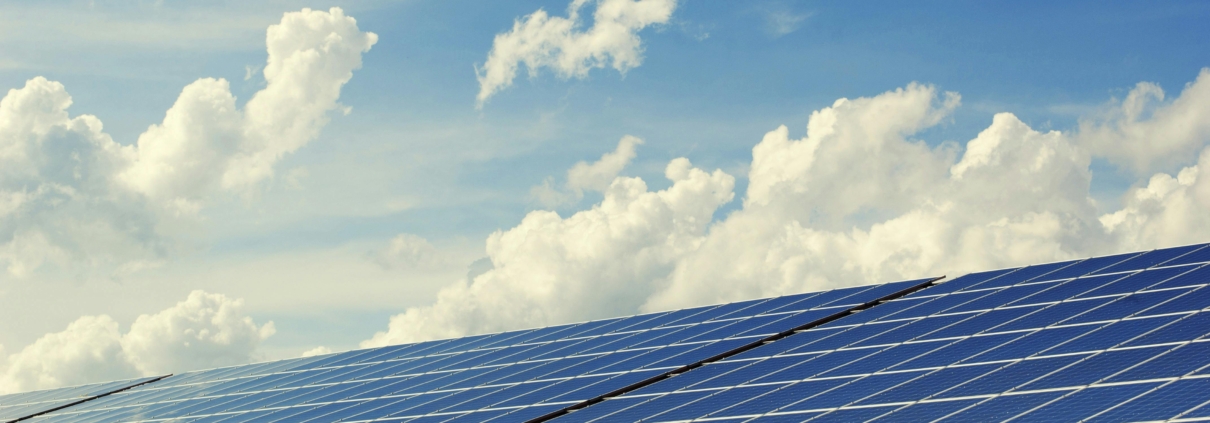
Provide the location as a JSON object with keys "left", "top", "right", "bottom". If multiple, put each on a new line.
{"left": 871, "top": 399, "right": 976, "bottom": 422}
{"left": 1087, "top": 377, "right": 1210, "bottom": 422}
{"left": 11, "top": 243, "right": 1210, "bottom": 423}
{"left": 1034, "top": 252, "right": 1141, "bottom": 281}
{"left": 1013, "top": 382, "right": 1159, "bottom": 421}
{"left": 953, "top": 391, "right": 1074, "bottom": 422}
{"left": 1093, "top": 243, "right": 1206, "bottom": 275}
{"left": 1160, "top": 243, "right": 1210, "bottom": 267}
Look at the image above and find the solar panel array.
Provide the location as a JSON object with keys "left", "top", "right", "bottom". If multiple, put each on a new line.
{"left": 14, "top": 278, "right": 930, "bottom": 423}
{"left": 0, "top": 377, "right": 163, "bottom": 422}
{"left": 4, "top": 243, "right": 1208, "bottom": 423}
{"left": 548, "top": 244, "right": 1210, "bottom": 422}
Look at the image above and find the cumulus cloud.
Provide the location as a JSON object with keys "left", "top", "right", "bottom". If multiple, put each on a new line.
{"left": 0, "top": 77, "right": 159, "bottom": 278}
{"left": 1100, "top": 149, "right": 1210, "bottom": 251}
{"left": 372, "top": 69, "right": 1210, "bottom": 345}
{"left": 120, "top": 7, "right": 378, "bottom": 204}
{"left": 475, "top": 0, "right": 676, "bottom": 107}
{"left": 362, "top": 158, "right": 734, "bottom": 346}
{"left": 373, "top": 233, "right": 442, "bottom": 269}
{"left": 531, "top": 135, "right": 643, "bottom": 207}
{"left": 0, "top": 316, "right": 136, "bottom": 394}
{"left": 1077, "top": 68, "right": 1210, "bottom": 175}
{"left": 648, "top": 108, "right": 1100, "bottom": 310}
{"left": 0, "top": 7, "right": 375, "bottom": 277}
{"left": 120, "top": 291, "right": 276, "bottom": 376}
{"left": 0, "top": 291, "right": 272, "bottom": 394}
{"left": 743, "top": 84, "right": 961, "bottom": 229}
{"left": 301, "top": 346, "right": 333, "bottom": 358}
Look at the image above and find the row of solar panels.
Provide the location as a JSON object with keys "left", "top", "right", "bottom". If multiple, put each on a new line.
{"left": 3, "top": 243, "right": 1209, "bottom": 422}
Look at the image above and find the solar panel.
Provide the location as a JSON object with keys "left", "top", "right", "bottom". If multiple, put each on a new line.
{"left": 0, "top": 376, "right": 164, "bottom": 422}
{"left": 22, "top": 279, "right": 934, "bottom": 423}
{"left": 545, "top": 243, "right": 1210, "bottom": 422}
{"left": 10, "top": 243, "right": 1210, "bottom": 422}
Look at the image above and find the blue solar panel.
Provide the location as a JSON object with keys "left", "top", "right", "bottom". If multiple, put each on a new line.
{"left": 12, "top": 244, "right": 1210, "bottom": 422}
{"left": 1160, "top": 243, "right": 1210, "bottom": 267}
{"left": 811, "top": 405, "right": 897, "bottom": 422}
{"left": 538, "top": 244, "right": 1210, "bottom": 423}
{"left": 23, "top": 279, "right": 933, "bottom": 423}
{"left": 1017, "top": 382, "right": 1159, "bottom": 421}
{"left": 1036, "top": 252, "right": 1142, "bottom": 281}
{"left": 1094, "top": 244, "right": 1206, "bottom": 275}
{"left": 0, "top": 376, "right": 163, "bottom": 422}
{"left": 942, "top": 390, "right": 1068, "bottom": 422}
{"left": 1087, "top": 377, "right": 1210, "bottom": 422}
{"left": 872, "top": 398, "right": 976, "bottom": 422}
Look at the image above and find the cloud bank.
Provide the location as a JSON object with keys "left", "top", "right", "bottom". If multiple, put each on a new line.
{"left": 475, "top": 0, "right": 676, "bottom": 107}
{"left": 363, "top": 158, "right": 734, "bottom": 346}
{"left": 368, "top": 69, "right": 1210, "bottom": 346}
{"left": 0, "top": 291, "right": 273, "bottom": 394}
{"left": 0, "top": 7, "right": 375, "bottom": 278}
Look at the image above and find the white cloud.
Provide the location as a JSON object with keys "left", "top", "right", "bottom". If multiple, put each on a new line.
{"left": 649, "top": 108, "right": 1100, "bottom": 311}
{"left": 0, "top": 316, "right": 136, "bottom": 394}
{"left": 0, "top": 291, "right": 272, "bottom": 394}
{"left": 301, "top": 346, "right": 333, "bottom": 357}
{"left": 568, "top": 135, "right": 644, "bottom": 192}
{"left": 1077, "top": 68, "right": 1210, "bottom": 175}
{"left": 531, "top": 135, "right": 644, "bottom": 207}
{"left": 373, "top": 233, "right": 442, "bottom": 269}
{"left": 0, "top": 77, "right": 159, "bottom": 278}
{"left": 475, "top": 0, "right": 677, "bottom": 107}
{"left": 120, "top": 291, "right": 276, "bottom": 376}
{"left": 362, "top": 158, "right": 734, "bottom": 346}
{"left": 744, "top": 84, "right": 960, "bottom": 230}
{"left": 0, "top": 7, "right": 375, "bottom": 278}
{"left": 372, "top": 70, "right": 1210, "bottom": 345}
{"left": 762, "top": 9, "right": 810, "bottom": 38}
{"left": 120, "top": 7, "right": 378, "bottom": 204}
{"left": 1100, "top": 150, "right": 1210, "bottom": 251}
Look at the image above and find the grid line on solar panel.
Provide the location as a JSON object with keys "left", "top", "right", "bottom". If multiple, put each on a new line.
{"left": 814, "top": 375, "right": 1210, "bottom": 423}
{"left": 24, "top": 279, "right": 937, "bottom": 423}
{"left": 994, "top": 374, "right": 1210, "bottom": 422}
{"left": 880, "top": 287, "right": 1200, "bottom": 420}
{"left": 553, "top": 245, "right": 1210, "bottom": 423}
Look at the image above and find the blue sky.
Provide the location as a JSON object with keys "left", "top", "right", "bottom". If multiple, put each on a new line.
{"left": 1, "top": 0, "right": 1209, "bottom": 390}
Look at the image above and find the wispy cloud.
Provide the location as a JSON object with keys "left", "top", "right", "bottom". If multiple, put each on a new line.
{"left": 759, "top": 3, "right": 812, "bottom": 38}
{"left": 475, "top": 0, "right": 677, "bottom": 107}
